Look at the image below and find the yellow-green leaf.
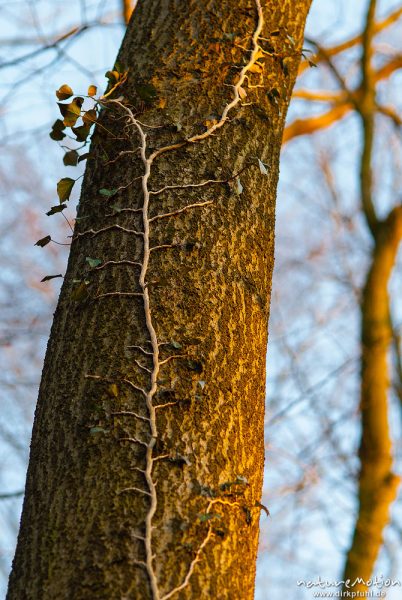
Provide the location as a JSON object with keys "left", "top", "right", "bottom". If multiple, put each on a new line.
{"left": 57, "top": 177, "right": 75, "bottom": 202}
{"left": 82, "top": 109, "right": 97, "bottom": 125}
{"left": 107, "top": 383, "right": 119, "bottom": 398}
{"left": 58, "top": 97, "right": 84, "bottom": 127}
{"left": 71, "top": 282, "right": 89, "bottom": 302}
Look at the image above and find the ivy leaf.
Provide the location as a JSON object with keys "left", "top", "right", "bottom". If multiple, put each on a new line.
{"left": 248, "top": 62, "right": 263, "bottom": 74}
{"left": 89, "top": 426, "right": 107, "bottom": 435}
{"left": 86, "top": 257, "right": 102, "bottom": 268}
{"left": 71, "top": 281, "right": 89, "bottom": 302}
{"left": 57, "top": 177, "right": 75, "bottom": 202}
{"left": 114, "top": 61, "right": 124, "bottom": 73}
{"left": 49, "top": 129, "right": 65, "bottom": 141}
{"left": 235, "top": 177, "right": 243, "bottom": 195}
{"left": 99, "top": 188, "right": 117, "bottom": 197}
{"left": 258, "top": 158, "right": 268, "bottom": 175}
{"left": 170, "top": 341, "right": 182, "bottom": 350}
{"left": 78, "top": 152, "right": 91, "bottom": 163}
{"left": 88, "top": 85, "right": 97, "bottom": 97}
{"left": 168, "top": 454, "right": 191, "bottom": 467}
{"left": 105, "top": 70, "right": 120, "bottom": 82}
{"left": 35, "top": 235, "right": 51, "bottom": 247}
{"left": 198, "top": 513, "right": 221, "bottom": 522}
{"left": 187, "top": 360, "right": 203, "bottom": 373}
{"left": 267, "top": 88, "right": 280, "bottom": 105}
{"left": 82, "top": 109, "right": 97, "bottom": 125}
{"left": 46, "top": 204, "right": 67, "bottom": 216}
{"left": 63, "top": 150, "right": 79, "bottom": 167}
{"left": 72, "top": 124, "right": 91, "bottom": 142}
{"left": 56, "top": 84, "right": 73, "bottom": 100}
{"left": 41, "top": 274, "right": 63, "bottom": 282}
{"left": 49, "top": 119, "right": 66, "bottom": 141}
{"left": 107, "top": 383, "right": 119, "bottom": 398}
{"left": 135, "top": 83, "right": 158, "bottom": 104}
{"left": 281, "top": 56, "right": 293, "bottom": 76}
{"left": 58, "top": 97, "right": 84, "bottom": 127}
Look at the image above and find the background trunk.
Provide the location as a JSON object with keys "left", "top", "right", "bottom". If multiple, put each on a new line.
{"left": 7, "top": 1, "right": 311, "bottom": 598}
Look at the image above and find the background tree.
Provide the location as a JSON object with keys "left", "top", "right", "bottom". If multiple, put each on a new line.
{"left": 258, "top": 1, "right": 402, "bottom": 596}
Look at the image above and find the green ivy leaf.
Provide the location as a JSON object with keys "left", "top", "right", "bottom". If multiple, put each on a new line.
{"left": 63, "top": 150, "right": 79, "bottom": 167}
{"left": 86, "top": 257, "right": 102, "bottom": 268}
{"left": 46, "top": 204, "right": 67, "bottom": 216}
{"left": 57, "top": 177, "right": 75, "bottom": 202}
{"left": 56, "top": 84, "right": 73, "bottom": 100}
{"left": 35, "top": 235, "right": 51, "bottom": 247}
{"left": 89, "top": 426, "right": 107, "bottom": 435}
{"left": 198, "top": 513, "right": 221, "bottom": 522}
{"left": 99, "top": 188, "right": 118, "bottom": 197}
{"left": 41, "top": 274, "right": 63, "bottom": 282}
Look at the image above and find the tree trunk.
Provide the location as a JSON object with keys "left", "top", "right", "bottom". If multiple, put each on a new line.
{"left": 7, "top": 1, "right": 311, "bottom": 598}
{"left": 343, "top": 208, "right": 402, "bottom": 589}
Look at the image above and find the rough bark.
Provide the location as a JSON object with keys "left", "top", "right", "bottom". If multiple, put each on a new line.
{"left": 8, "top": 1, "right": 311, "bottom": 599}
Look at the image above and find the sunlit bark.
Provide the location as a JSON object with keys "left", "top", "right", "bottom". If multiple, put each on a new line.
{"left": 7, "top": 1, "right": 311, "bottom": 598}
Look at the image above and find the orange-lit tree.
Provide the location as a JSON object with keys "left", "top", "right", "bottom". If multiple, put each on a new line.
{"left": 6, "top": 1, "right": 312, "bottom": 598}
